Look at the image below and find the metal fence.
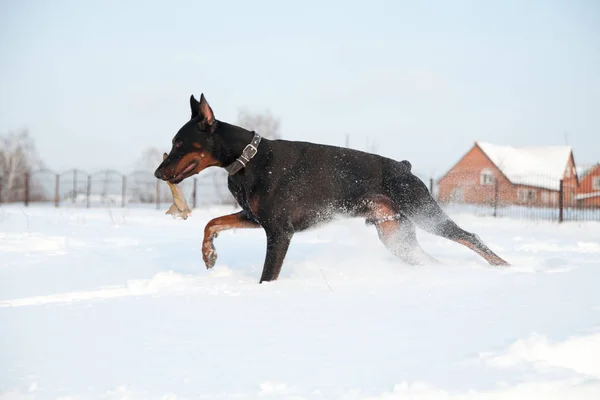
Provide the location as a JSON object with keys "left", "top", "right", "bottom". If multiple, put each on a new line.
{"left": 0, "top": 167, "right": 235, "bottom": 209}
{"left": 426, "top": 169, "right": 600, "bottom": 223}
{"left": 1, "top": 167, "right": 599, "bottom": 223}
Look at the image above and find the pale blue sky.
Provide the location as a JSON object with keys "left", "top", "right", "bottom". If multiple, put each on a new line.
{"left": 1, "top": 0, "right": 599, "bottom": 177}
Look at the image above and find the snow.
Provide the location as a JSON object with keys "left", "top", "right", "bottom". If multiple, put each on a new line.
{"left": 1, "top": 204, "right": 600, "bottom": 399}
{"left": 476, "top": 142, "right": 572, "bottom": 191}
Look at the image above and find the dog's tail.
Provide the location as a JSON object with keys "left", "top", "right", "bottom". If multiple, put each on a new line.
{"left": 385, "top": 171, "right": 449, "bottom": 230}
{"left": 397, "top": 160, "right": 412, "bottom": 173}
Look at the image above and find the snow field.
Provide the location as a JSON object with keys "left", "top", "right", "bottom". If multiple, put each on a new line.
{"left": 1, "top": 205, "right": 599, "bottom": 399}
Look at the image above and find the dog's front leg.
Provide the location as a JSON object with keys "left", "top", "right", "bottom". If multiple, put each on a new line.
{"left": 202, "top": 211, "right": 261, "bottom": 269}
{"left": 259, "top": 230, "right": 293, "bottom": 283}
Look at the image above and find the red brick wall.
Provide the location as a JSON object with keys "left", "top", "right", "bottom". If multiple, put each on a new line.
{"left": 438, "top": 144, "right": 512, "bottom": 205}
{"left": 579, "top": 196, "right": 600, "bottom": 208}
{"left": 562, "top": 154, "right": 578, "bottom": 206}
{"left": 576, "top": 164, "right": 600, "bottom": 208}
{"left": 576, "top": 165, "right": 600, "bottom": 194}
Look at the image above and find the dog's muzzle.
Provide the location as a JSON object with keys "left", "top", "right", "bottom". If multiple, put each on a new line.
{"left": 154, "top": 164, "right": 169, "bottom": 180}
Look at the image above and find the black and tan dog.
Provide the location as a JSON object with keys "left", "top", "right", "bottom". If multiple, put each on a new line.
{"left": 155, "top": 94, "right": 509, "bottom": 283}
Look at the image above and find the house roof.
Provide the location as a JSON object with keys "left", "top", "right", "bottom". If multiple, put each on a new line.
{"left": 476, "top": 141, "right": 573, "bottom": 191}
{"left": 576, "top": 163, "right": 600, "bottom": 179}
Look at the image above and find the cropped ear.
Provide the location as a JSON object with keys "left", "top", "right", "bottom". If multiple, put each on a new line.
{"left": 190, "top": 95, "right": 200, "bottom": 119}
{"left": 198, "top": 93, "right": 215, "bottom": 125}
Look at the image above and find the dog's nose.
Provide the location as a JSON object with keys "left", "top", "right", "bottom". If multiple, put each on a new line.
{"left": 154, "top": 167, "right": 166, "bottom": 180}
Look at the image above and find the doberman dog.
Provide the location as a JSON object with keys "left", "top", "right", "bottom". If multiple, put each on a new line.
{"left": 155, "top": 94, "right": 510, "bottom": 283}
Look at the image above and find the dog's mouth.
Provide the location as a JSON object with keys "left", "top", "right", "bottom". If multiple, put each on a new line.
{"left": 169, "top": 161, "right": 198, "bottom": 184}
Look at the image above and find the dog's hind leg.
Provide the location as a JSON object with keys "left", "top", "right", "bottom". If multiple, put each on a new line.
{"left": 202, "top": 211, "right": 261, "bottom": 269}
{"left": 363, "top": 195, "right": 439, "bottom": 265}
{"left": 371, "top": 214, "right": 440, "bottom": 265}
{"left": 390, "top": 174, "right": 509, "bottom": 266}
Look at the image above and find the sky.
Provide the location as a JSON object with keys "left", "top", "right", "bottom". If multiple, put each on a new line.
{"left": 1, "top": 0, "right": 599, "bottom": 178}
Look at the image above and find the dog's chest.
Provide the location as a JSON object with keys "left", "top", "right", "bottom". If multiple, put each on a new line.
{"left": 227, "top": 176, "right": 252, "bottom": 209}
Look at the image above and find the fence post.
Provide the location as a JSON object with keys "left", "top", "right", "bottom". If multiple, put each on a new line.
{"left": 193, "top": 178, "right": 197, "bottom": 209}
{"left": 24, "top": 172, "right": 30, "bottom": 206}
{"left": 86, "top": 175, "right": 91, "bottom": 209}
{"left": 429, "top": 178, "right": 434, "bottom": 196}
{"left": 72, "top": 169, "right": 77, "bottom": 203}
{"left": 54, "top": 174, "right": 60, "bottom": 207}
{"left": 493, "top": 179, "right": 499, "bottom": 218}
{"left": 155, "top": 179, "right": 160, "bottom": 210}
{"left": 121, "top": 175, "right": 127, "bottom": 208}
{"left": 559, "top": 179, "right": 564, "bottom": 223}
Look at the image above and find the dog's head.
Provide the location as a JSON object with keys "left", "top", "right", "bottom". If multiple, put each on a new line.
{"left": 154, "top": 94, "right": 222, "bottom": 184}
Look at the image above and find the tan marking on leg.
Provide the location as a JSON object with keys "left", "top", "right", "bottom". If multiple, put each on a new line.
{"left": 365, "top": 200, "right": 397, "bottom": 223}
{"left": 376, "top": 219, "right": 400, "bottom": 242}
{"left": 364, "top": 198, "right": 438, "bottom": 265}
{"left": 370, "top": 203, "right": 403, "bottom": 250}
{"left": 455, "top": 239, "right": 509, "bottom": 266}
{"left": 202, "top": 212, "right": 261, "bottom": 268}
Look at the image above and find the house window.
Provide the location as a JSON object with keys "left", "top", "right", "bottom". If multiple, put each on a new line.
{"left": 517, "top": 188, "right": 537, "bottom": 203}
{"left": 593, "top": 177, "right": 600, "bottom": 191}
{"left": 451, "top": 187, "right": 464, "bottom": 203}
{"left": 480, "top": 169, "right": 494, "bottom": 185}
{"left": 541, "top": 191, "right": 559, "bottom": 205}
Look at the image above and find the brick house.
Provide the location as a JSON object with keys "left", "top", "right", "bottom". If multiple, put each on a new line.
{"left": 437, "top": 142, "right": 578, "bottom": 207}
{"left": 575, "top": 164, "right": 600, "bottom": 208}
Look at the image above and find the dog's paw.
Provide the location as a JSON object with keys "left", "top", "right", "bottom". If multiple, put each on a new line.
{"left": 204, "top": 250, "right": 217, "bottom": 269}
{"left": 202, "top": 240, "right": 217, "bottom": 269}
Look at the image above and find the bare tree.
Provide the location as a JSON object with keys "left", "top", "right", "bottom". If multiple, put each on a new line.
{"left": 0, "top": 129, "right": 44, "bottom": 202}
{"left": 135, "top": 146, "right": 164, "bottom": 172}
{"left": 236, "top": 108, "right": 282, "bottom": 139}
